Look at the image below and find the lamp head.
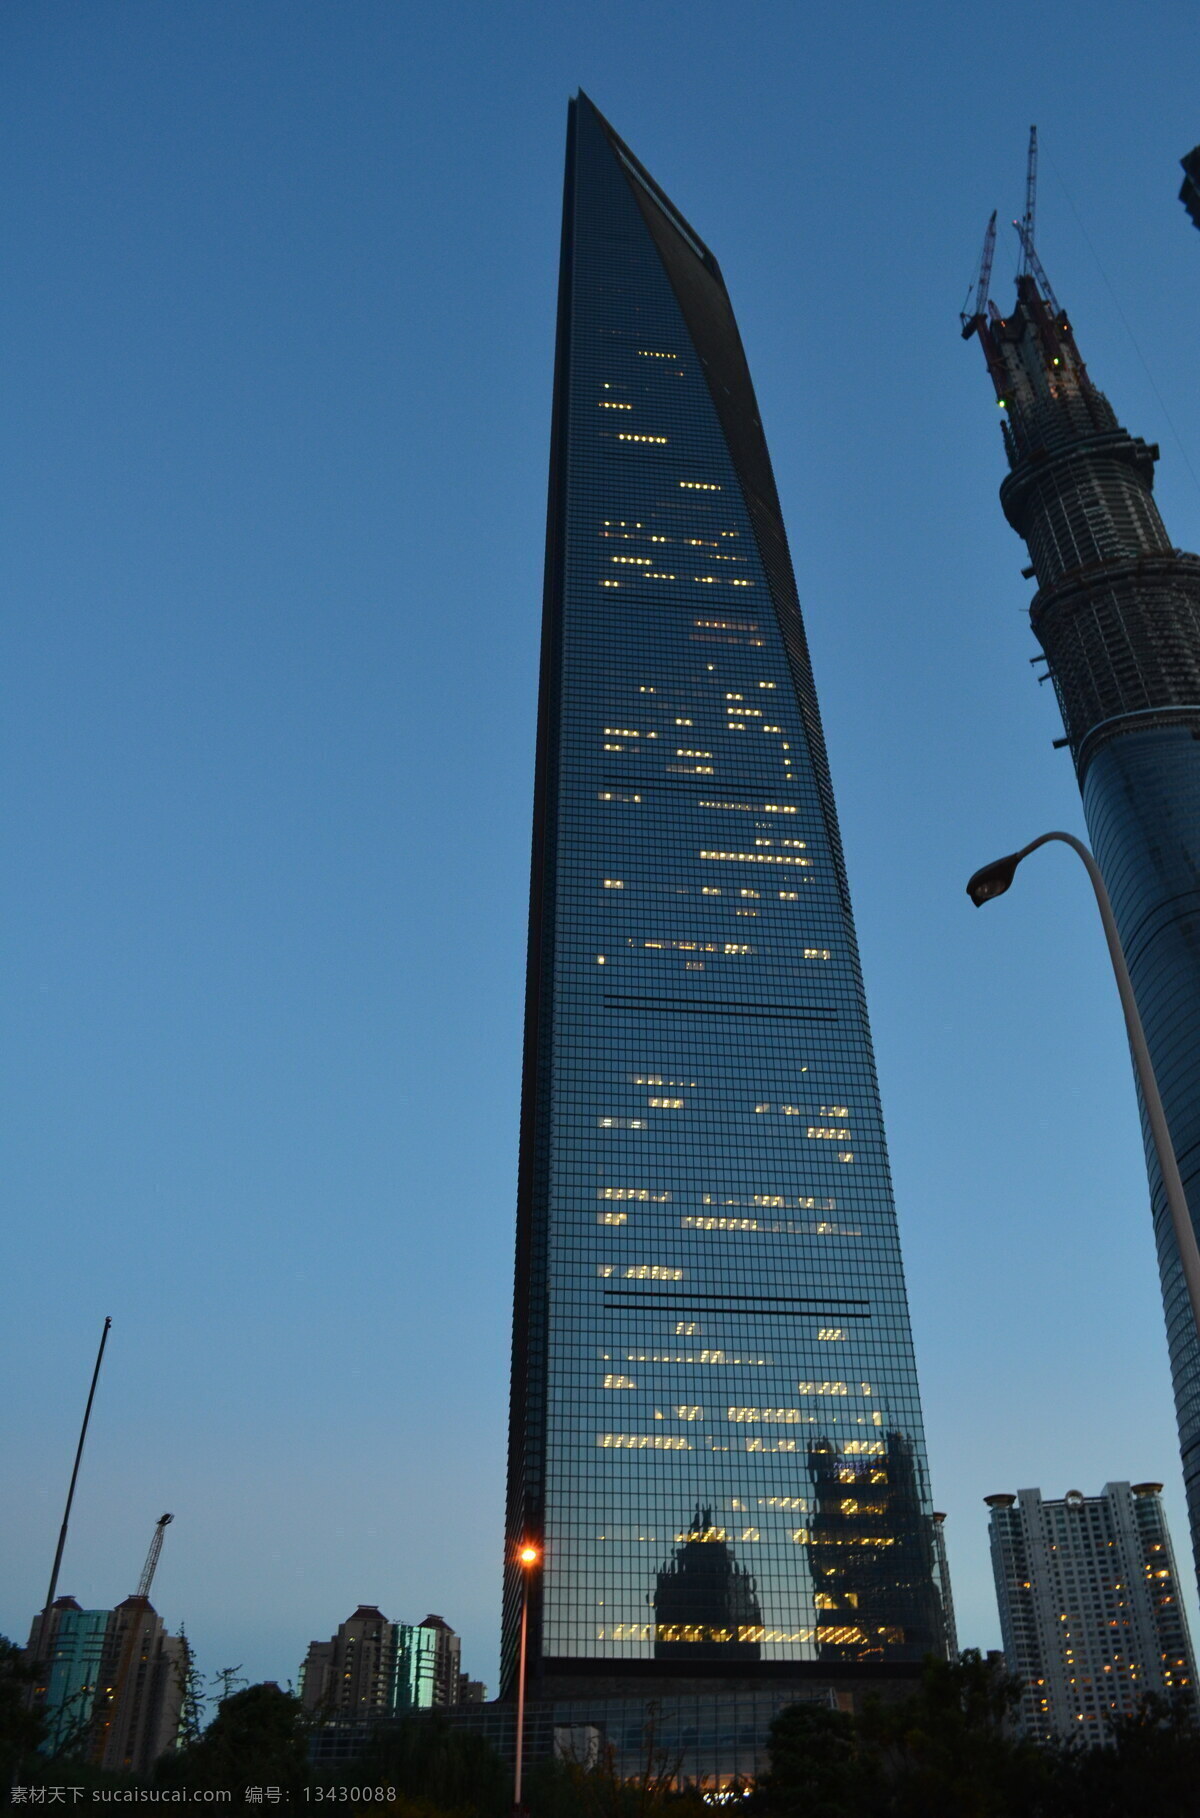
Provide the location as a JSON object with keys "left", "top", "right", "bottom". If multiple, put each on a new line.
{"left": 966, "top": 851, "right": 1022, "bottom": 906}
{"left": 518, "top": 1544, "right": 540, "bottom": 1568}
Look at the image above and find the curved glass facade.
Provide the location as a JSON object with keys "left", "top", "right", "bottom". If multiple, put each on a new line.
{"left": 503, "top": 95, "right": 947, "bottom": 1692}
{"left": 1083, "top": 730, "right": 1200, "bottom": 1554}
{"left": 970, "top": 263, "right": 1200, "bottom": 1584}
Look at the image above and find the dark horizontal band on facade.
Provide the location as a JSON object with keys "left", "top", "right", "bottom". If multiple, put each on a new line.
{"left": 602, "top": 1290, "right": 869, "bottom": 1313}
{"left": 604, "top": 996, "right": 837, "bottom": 1021}
{"left": 594, "top": 777, "right": 807, "bottom": 804}
{"left": 538, "top": 1656, "right": 927, "bottom": 1687}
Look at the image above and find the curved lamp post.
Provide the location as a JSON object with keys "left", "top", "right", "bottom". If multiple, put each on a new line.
{"left": 513, "top": 1542, "right": 540, "bottom": 1815}
{"left": 967, "top": 829, "right": 1200, "bottom": 1349}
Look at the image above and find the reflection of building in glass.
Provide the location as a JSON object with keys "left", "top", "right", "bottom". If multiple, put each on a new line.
{"left": 654, "top": 1505, "right": 762, "bottom": 1658}
{"left": 299, "top": 1606, "right": 477, "bottom": 1720}
{"left": 987, "top": 1483, "right": 1198, "bottom": 1742}
{"left": 965, "top": 223, "right": 1200, "bottom": 1580}
{"left": 395, "top": 1615, "right": 463, "bottom": 1712}
{"left": 932, "top": 1512, "right": 959, "bottom": 1659}
{"left": 25, "top": 1594, "right": 188, "bottom": 1774}
{"left": 805, "top": 1434, "right": 944, "bottom": 1663}
{"left": 503, "top": 90, "right": 948, "bottom": 1700}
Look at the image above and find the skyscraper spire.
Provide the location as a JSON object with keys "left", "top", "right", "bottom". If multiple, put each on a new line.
{"left": 965, "top": 151, "right": 1200, "bottom": 1580}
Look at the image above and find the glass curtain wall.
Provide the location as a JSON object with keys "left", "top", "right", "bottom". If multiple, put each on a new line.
{"left": 504, "top": 93, "right": 946, "bottom": 1690}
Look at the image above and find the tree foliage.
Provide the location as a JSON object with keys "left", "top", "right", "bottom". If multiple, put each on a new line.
{"left": 754, "top": 1650, "right": 1200, "bottom": 1818}
{"left": 0, "top": 1635, "right": 47, "bottom": 1791}
{"left": 155, "top": 1680, "right": 310, "bottom": 1793}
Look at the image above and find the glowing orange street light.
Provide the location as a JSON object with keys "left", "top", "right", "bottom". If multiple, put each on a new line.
{"left": 513, "top": 1541, "right": 541, "bottom": 1814}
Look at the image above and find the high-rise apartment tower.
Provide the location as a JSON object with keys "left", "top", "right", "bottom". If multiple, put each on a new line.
{"left": 964, "top": 225, "right": 1200, "bottom": 1577}
{"left": 503, "top": 93, "right": 949, "bottom": 1702}
{"left": 26, "top": 1594, "right": 188, "bottom": 1775}
{"left": 299, "top": 1607, "right": 472, "bottom": 1719}
{"left": 987, "top": 1482, "right": 1197, "bottom": 1740}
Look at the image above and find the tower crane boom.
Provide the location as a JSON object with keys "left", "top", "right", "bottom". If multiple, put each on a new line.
{"left": 960, "top": 210, "right": 997, "bottom": 336}
{"left": 1019, "top": 125, "right": 1038, "bottom": 274}
{"left": 137, "top": 1514, "right": 173, "bottom": 1600}
{"left": 1013, "top": 219, "right": 1061, "bottom": 318}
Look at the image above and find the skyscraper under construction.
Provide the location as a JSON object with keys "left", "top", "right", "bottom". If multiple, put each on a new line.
{"left": 964, "top": 151, "right": 1200, "bottom": 1574}
{"left": 503, "top": 93, "right": 950, "bottom": 1708}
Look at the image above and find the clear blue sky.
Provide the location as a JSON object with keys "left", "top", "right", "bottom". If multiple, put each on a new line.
{"left": 5, "top": 0, "right": 1200, "bottom": 1696}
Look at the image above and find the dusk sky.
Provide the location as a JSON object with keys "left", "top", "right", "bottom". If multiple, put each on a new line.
{"left": 6, "top": 0, "right": 1200, "bottom": 1696}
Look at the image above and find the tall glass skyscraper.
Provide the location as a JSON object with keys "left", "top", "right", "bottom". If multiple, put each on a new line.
{"left": 504, "top": 94, "right": 948, "bottom": 1698}
{"left": 965, "top": 261, "right": 1200, "bottom": 1581}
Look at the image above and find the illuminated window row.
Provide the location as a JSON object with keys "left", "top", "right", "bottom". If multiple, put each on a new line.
{"left": 729, "top": 1407, "right": 805, "bottom": 1424}
{"left": 640, "top": 940, "right": 754, "bottom": 955}
{"left": 700, "top": 850, "right": 812, "bottom": 866}
{"left": 625, "top": 1351, "right": 768, "bottom": 1365}
{"left": 699, "top": 1195, "right": 838, "bottom": 1210}
{"left": 679, "top": 480, "right": 721, "bottom": 490}
{"left": 698, "top": 888, "right": 803, "bottom": 900}
{"left": 617, "top": 432, "right": 669, "bottom": 445}
{"left": 689, "top": 630, "right": 767, "bottom": 645}
{"left": 695, "top": 618, "right": 756, "bottom": 632}
{"left": 696, "top": 800, "right": 798, "bottom": 814}
{"left": 596, "top": 1624, "right": 882, "bottom": 1645}
{"left": 597, "top": 1187, "right": 671, "bottom": 1201}
{"left": 597, "top": 1434, "right": 690, "bottom": 1449}
{"left": 755, "top": 1105, "right": 844, "bottom": 1117}
{"left": 679, "top": 1218, "right": 863, "bottom": 1236}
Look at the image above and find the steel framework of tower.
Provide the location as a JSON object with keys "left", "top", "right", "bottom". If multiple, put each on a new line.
{"left": 965, "top": 144, "right": 1200, "bottom": 1582}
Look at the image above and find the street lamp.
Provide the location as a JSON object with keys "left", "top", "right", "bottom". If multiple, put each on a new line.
{"left": 967, "top": 829, "right": 1200, "bottom": 1348}
{"left": 513, "top": 1541, "right": 540, "bottom": 1816}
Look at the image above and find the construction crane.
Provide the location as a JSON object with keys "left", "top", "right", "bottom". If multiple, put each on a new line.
{"left": 136, "top": 1513, "right": 173, "bottom": 1598}
{"left": 90, "top": 1513, "right": 174, "bottom": 1768}
{"left": 1013, "top": 217, "right": 1062, "bottom": 317}
{"left": 1018, "top": 124, "right": 1038, "bottom": 274}
{"left": 960, "top": 210, "right": 997, "bottom": 336}
{"left": 1011, "top": 123, "right": 1062, "bottom": 314}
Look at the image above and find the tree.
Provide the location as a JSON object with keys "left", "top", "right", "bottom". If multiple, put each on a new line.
{"left": 0, "top": 1635, "right": 47, "bottom": 1792}
{"left": 1061, "top": 1693, "right": 1200, "bottom": 1818}
{"left": 174, "top": 1625, "right": 206, "bottom": 1748}
{"left": 156, "top": 1681, "right": 309, "bottom": 1793}
{"left": 756, "top": 1652, "right": 1056, "bottom": 1818}
{"left": 353, "top": 1715, "right": 509, "bottom": 1815}
{"left": 753, "top": 1701, "right": 877, "bottom": 1817}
